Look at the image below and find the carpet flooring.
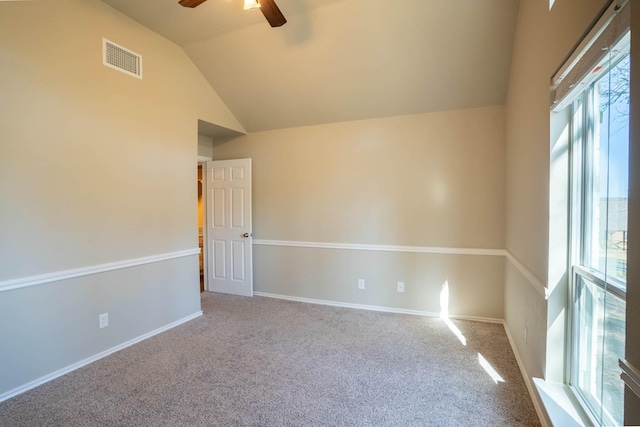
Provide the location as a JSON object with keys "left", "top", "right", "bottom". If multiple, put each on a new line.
{"left": 0, "top": 292, "right": 541, "bottom": 426}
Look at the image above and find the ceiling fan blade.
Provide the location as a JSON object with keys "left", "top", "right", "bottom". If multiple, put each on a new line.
{"left": 178, "top": 0, "right": 208, "bottom": 8}
{"left": 259, "top": 0, "right": 287, "bottom": 27}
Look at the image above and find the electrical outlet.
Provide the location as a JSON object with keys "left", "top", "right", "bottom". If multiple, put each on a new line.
{"left": 524, "top": 324, "right": 528, "bottom": 344}
{"left": 358, "top": 279, "right": 365, "bottom": 290}
{"left": 397, "top": 282, "right": 405, "bottom": 292}
{"left": 99, "top": 313, "right": 109, "bottom": 329}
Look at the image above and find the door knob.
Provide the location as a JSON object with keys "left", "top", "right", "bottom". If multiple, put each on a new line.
{"left": 242, "top": 233, "right": 250, "bottom": 238}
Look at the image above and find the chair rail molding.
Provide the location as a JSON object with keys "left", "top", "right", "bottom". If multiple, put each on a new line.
{"left": 0, "top": 248, "right": 201, "bottom": 293}
{"left": 253, "top": 239, "right": 504, "bottom": 256}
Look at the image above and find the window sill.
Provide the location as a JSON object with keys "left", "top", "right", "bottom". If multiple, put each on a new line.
{"left": 533, "top": 378, "right": 595, "bottom": 427}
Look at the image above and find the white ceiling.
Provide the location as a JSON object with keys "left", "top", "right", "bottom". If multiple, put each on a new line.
{"left": 102, "top": 0, "right": 521, "bottom": 133}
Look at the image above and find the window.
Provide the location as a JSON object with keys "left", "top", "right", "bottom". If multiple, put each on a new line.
{"left": 569, "top": 41, "right": 629, "bottom": 426}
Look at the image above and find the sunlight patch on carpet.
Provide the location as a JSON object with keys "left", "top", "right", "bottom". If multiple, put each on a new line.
{"left": 479, "top": 353, "right": 505, "bottom": 384}
{"left": 440, "top": 280, "right": 467, "bottom": 346}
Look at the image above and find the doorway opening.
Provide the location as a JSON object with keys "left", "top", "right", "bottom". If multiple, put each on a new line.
{"left": 197, "top": 164, "right": 205, "bottom": 292}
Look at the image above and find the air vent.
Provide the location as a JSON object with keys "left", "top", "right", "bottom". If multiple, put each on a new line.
{"left": 103, "top": 38, "right": 142, "bottom": 79}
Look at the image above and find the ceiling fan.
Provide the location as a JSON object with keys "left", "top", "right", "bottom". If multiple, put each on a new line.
{"left": 178, "top": 0, "right": 287, "bottom": 28}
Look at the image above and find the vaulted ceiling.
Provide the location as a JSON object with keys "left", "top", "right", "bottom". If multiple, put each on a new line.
{"left": 102, "top": 0, "right": 520, "bottom": 132}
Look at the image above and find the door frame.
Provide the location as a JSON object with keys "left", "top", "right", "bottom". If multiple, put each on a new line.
{"left": 198, "top": 160, "right": 209, "bottom": 292}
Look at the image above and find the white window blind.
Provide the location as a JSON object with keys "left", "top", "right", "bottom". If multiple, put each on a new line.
{"left": 551, "top": 0, "right": 629, "bottom": 111}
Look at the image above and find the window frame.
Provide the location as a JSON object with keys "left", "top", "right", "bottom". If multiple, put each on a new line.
{"left": 566, "top": 47, "right": 629, "bottom": 427}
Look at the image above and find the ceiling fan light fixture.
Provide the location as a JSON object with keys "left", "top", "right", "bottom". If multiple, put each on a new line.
{"left": 243, "top": 0, "right": 260, "bottom": 10}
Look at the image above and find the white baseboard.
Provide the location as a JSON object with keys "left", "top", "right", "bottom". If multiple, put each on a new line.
{"left": 254, "top": 291, "right": 503, "bottom": 324}
{"left": 0, "top": 311, "right": 203, "bottom": 404}
{"left": 503, "top": 323, "right": 549, "bottom": 427}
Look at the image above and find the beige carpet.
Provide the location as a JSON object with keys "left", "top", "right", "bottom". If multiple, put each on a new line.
{"left": 0, "top": 292, "right": 541, "bottom": 426}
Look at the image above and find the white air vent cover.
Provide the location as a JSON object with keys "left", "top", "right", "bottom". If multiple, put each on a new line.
{"left": 103, "top": 38, "right": 142, "bottom": 79}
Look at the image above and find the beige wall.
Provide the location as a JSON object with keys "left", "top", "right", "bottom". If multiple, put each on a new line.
{"left": 0, "top": 0, "right": 243, "bottom": 279}
{"left": 0, "top": 0, "right": 242, "bottom": 397}
{"left": 212, "top": 107, "right": 506, "bottom": 318}
{"left": 505, "top": 0, "right": 609, "bottom": 280}
{"left": 197, "top": 134, "right": 214, "bottom": 160}
{"left": 213, "top": 107, "right": 506, "bottom": 248}
{"left": 254, "top": 246, "right": 505, "bottom": 320}
{"left": 504, "top": 0, "right": 608, "bottom": 381}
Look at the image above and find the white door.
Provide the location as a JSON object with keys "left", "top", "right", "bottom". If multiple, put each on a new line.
{"left": 206, "top": 159, "right": 253, "bottom": 297}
